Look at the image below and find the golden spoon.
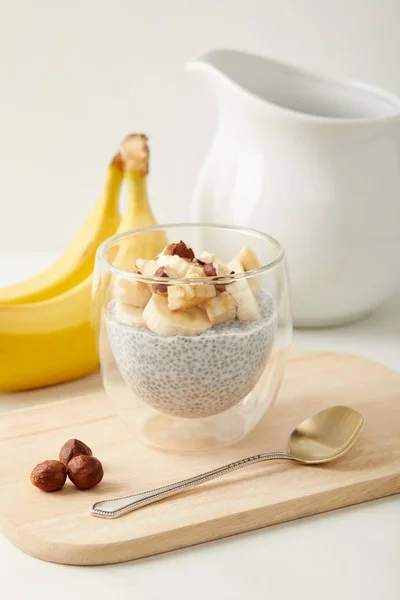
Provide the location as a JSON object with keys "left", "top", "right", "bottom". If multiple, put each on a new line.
{"left": 91, "top": 405, "right": 364, "bottom": 519}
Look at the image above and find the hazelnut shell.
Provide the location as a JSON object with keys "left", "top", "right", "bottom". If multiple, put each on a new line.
{"left": 67, "top": 455, "right": 104, "bottom": 490}
{"left": 59, "top": 438, "right": 92, "bottom": 466}
{"left": 30, "top": 460, "right": 67, "bottom": 492}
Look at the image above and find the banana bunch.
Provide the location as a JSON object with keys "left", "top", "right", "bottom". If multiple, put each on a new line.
{"left": 0, "top": 134, "right": 166, "bottom": 392}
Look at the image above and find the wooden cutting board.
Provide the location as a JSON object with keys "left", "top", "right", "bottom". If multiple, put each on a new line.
{"left": 0, "top": 352, "right": 399, "bottom": 566}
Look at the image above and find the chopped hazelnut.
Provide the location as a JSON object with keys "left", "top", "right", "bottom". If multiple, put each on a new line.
{"left": 164, "top": 241, "right": 195, "bottom": 261}
{"left": 204, "top": 263, "right": 217, "bottom": 277}
{"left": 174, "top": 241, "right": 195, "bottom": 260}
{"left": 153, "top": 266, "right": 169, "bottom": 293}
{"left": 163, "top": 243, "right": 177, "bottom": 256}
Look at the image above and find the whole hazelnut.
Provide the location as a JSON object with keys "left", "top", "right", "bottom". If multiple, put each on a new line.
{"left": 67, "top": 455, "right": 104, "bottom": 490}
{"left": 30, "top": 460, "right": 67, "bottom": 492}
{"left": 59, "top": 438, "right": 92, "bottom": 466}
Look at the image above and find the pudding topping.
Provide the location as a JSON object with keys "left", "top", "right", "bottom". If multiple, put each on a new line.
{"left": 114, "top": 241, "right": 262, "bottom": 336}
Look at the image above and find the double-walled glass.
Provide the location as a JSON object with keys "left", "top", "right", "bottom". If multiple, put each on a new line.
{"left": 93, "top": 224, "right": 292, "bottom": 453}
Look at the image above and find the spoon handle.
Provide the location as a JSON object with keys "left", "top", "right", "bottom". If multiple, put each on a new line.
{"left": 91, "top": 451, "right": 296, "bottom": 519}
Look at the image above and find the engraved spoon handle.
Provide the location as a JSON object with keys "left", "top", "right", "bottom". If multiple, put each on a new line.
{"left": 91, "top": 452, "right": 298, "bottom": 519}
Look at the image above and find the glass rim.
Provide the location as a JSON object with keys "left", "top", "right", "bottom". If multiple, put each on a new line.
{"left": 96, "top": 222, "right": 285, "bottom": 285}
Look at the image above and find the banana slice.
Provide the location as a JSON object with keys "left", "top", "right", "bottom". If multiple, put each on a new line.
{"left": 227, "top": 258, "right": 260, "bottom": 321}
{"left": 215, "top": 262, "right": 231, "bottom": 277}
{"left": 114, "top": 278, "right": 151, "bottom": 308}
{"left": 199, "top": 251, "right": 215, "bottom": 263}
{"left": 115, "top": 301, "right": 147, "bottom": 328}
{"left": 135, "top": 259, "right": 159, "bottom": 276}
{"left": 143, "top": 294, "right": 211, "bottom": 336}
{"left": 204, "top": 292, "right": 237, "bottom": 325}
{"left": 157, "top": 254, "right": 191, "bottom": 278}
{"left": 238, "top": 245, "right": 261, "bottom": 271}
{"left": 168, "top": 265, "right": 216, "bottom": 311}
{"left": 186, "top": 265, "right": 204, "bottom": 277}
{"left": 238, "top": 246, "right": 262, "bottom": 293}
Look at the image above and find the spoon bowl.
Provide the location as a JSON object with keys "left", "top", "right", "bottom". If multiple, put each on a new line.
{"left": 289, "top": 405, "right": 365, "bottom": 463}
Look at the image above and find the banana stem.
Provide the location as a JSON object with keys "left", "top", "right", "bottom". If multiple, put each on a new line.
{"left": 118, "top": 134, "right": 157, "bottom": 228}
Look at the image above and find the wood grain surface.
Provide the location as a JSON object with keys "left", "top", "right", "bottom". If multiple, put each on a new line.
{"left": 0, "top": 352, "right": 399, "bottom": 566}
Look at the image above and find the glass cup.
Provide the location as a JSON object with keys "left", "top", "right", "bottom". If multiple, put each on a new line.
{"left": 93, "top": 223, "right": 292, "bottom": 453}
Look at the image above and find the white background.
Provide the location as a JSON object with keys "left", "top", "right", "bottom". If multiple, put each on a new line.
{"left": 0, "top": 0, "right": 400, "bottom": 252}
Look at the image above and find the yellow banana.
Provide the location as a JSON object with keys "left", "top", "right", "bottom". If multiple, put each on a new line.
{"left": 0, "top": 155, "right": 123, "bottom": 304}
{"left": 0, "top": 134, "right": 165, "bottom": 392}
{"left": 0, "top": 279, "right": 96, "bottom": 391}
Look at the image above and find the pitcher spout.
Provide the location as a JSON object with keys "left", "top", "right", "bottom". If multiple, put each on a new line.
{"left": 185, "top": 49, "right": 234, "bottom": 96}
{"left": 187, "top": 48, "right": 400, "bottom": 122}
{"left": 186, "top": 48, "right": 229, "bottom": 76}
{"left": 186, "top": 48, "right": 257, "bottom": 98}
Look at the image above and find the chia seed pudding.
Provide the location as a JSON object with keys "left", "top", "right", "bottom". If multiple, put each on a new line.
{"left": 106, "top": 241, "right": 277, "bottom": 418}
{"left": 106, "top": 290, "right": 276, "bottom": 418}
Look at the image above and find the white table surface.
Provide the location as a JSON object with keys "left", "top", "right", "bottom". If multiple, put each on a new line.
{"left": 1, "top": 252, "right": 399, "bottom": 600}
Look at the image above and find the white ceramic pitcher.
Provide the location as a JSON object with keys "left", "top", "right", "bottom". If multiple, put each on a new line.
{"left": 187, "top": 49, "right": 400, "bottom": 327}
